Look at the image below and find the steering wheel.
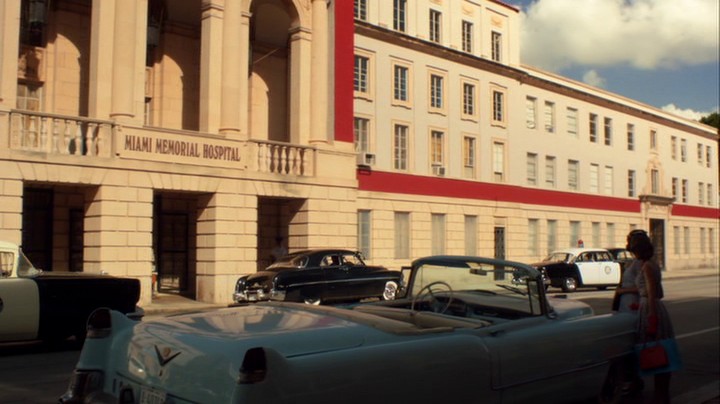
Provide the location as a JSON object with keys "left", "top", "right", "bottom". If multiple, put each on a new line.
{"left": 410, "top": 281, "right": 454, "bottom": 314}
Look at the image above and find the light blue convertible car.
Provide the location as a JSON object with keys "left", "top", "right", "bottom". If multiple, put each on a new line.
{"left": 60, "top": 256, "right": 636, "bottom": 404}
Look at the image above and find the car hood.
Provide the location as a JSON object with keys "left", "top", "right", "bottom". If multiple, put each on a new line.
{"left": 103, "top": 303, "right": 372, "bottom": 402}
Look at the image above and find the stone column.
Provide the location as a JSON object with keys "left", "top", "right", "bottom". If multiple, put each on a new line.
{"left": 0, "top": 0, "right": 21, "bottom": 111}
{"left": 88, "top": 0, "right": 116, "bottom": 119}
{"left": 110, "top": 0, "right": 141, "bottom": 123}
{"left": 84, "top": 184, "right": 154, "bottom": 304}
{"left": 288, "top": 27, "right": 312, "bottom": 145}
{"left": 199, "top": 0, "right": 223, "bottom": 133}
{"left": 219, "top": 0, "right": 242, "bottom": 138}
{"left": 310, "top": 0, "right": 329, "bottom": 144}
{"left": 196, "top": 189, "right": 255, "bottom": 303}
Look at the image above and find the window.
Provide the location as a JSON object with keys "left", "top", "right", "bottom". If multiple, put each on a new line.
{"left": 430, "top": 74, "right": 444, "bottom": 110}
{"left": 708, "top": 184, "right": 714, "bottom": 206}
{"left": 568, "top": 160, "right": 579, "bottom": 190}
{"left": 547, "top": 220, "right": 557, "bottom": 254}
{"left": 683, "top": 227, "right": 690, "bottom": 254}
{"left": 606, "top": 223, "right": 615, "bottom": 247}
{"left": 567, "top": 107, "right": 578, "bottom": 136}
{"left": 393, "top": 124, "right": 409, "bottom": 170}
{"left": 707, "top": 146, "right": 712, "bottom": 168}
{"left": 673, "top": 226, "right": 680, "bottom": 254}
{"left": 527, "top": 153, "right": 538, "bottom": 185}
{"left": 20, "top": 0, "right": 46, "bottom": 46}
{"left": 545, "top": 156, "right": 556, "bottom": 187}
{"left": 353, "top": 117, "right": 370, "bottom": 153}
{"left": 431, "top": 214, "right": 446, "bottom": 255}
{"left": 491, "top": 31, "right": 502, "bottom": 61}
{"left": 672, "top": 177, "right": 678, "bottom": 199}
{"left": 604, "top": 166, "right": 613, "bottom": 195}
{"left": 570, "top": 221, "right": 581, "bottom": 248}
{"left": 710, "top": 229, "right": 716, "bottom": 254}
{"left": 700, "top": 228, "right": 706, "bottom": 254}
{"left": 627, "top": 124, "right": 635, "bottom": 150}
{"left": 697, "top": 144, "right": 704, "bottom": 165}
{"left": 430, "top": 130, "right": 444, "bottom": 167}
{"left": 394, "top": 212, "right": 410, "bottom": 259}
{"left": 463, "top": 136, "right": 476, "bottom": 178}
{"left": 528, "top": 219, "right": 539, "bottom": 257}
{"left": 682, "top": 179, "right": 688, "bottom": 203}
{"left": 589, "top": 114, "right": 598, "bottom": 142}
{"left": 354, "top": 0, "right": 367, "bottom": 20}
{"left": 671, "top": 136, "right": 677, "bottom": 160}
{"left": 628, "top": 170, "right": 636, "bottom": 197}
{"left": 590, "top": 164, "right": 599, "bottom": 193}
{"left": 544, "top": 101, "right": 555, "bottom": 133}
{"left": 592, "top": 222, "right": 601, "bottom": 247}
{"left": 651, "top": 169, "right": 659, "bottom": 195}
{"left": 680, "top": 139, "right": 687, "bottom": 162}
{"left": 525, "top": 97, "right": 537, "bottom": 129}
{"left": 462, "top": 21, "right": 473, "bottom": 52}
{"left": 650, "top": 130, "right": 657, "bottom": 150}
{"left": 358, "top": 210, "right": 371, "bottom": 258}
{"left": 462, "top": 82, "right": 476, "bottom": 117}
{"left": 429, "top": 10, "right": 442, "bottom": 43}
{"left": 699, "top": 182, "right": 705, "bottom": 205}
{"left": 493, "top": 141, "right": 505, "bottom": 181}
{"left": 393, "top": 0, "right": 407, "bottom": 32}
{"left": 393, "top": 64, "right": 409, "bottom": 102}
{"left": 16, "top": 83, "right": 42, "bottom": 111}
{"left": 492, "top": 90, "right": 505, "bottom": 123}
{"left": 604, "top": 117, "right": 612, "bottom": 145}
{"left": 354, "top": 54, "right": 369, "bottom": 94}
{"left": 465, "top": 216, "right": 478, "bottom": 255}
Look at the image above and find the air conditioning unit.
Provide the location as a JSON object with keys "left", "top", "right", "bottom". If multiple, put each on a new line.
{"left": 357, "top": 152, "right": 375, "bottom": 167}
{"left": 432, "top": 164, "right": 445, "bottom": 176}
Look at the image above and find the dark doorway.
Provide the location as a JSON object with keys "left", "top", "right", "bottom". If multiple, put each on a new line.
{"left": 153, "top": 194, "right": 192, "bottom": 295}
{"left": 494, "top": 226, "right": 506, "bottom": 280}
{"left": 68, "top": 209, "right": 84, "bottom": 272}
{"left": 22, "top": 188, "right": 53, "bottom": 271}
{"left": 649, "top": 219, "right": 665, "bottom": 270}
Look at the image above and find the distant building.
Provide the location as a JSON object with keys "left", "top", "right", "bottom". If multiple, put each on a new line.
{"left": 0, "top": 0, "right": 716, "bottom": 305}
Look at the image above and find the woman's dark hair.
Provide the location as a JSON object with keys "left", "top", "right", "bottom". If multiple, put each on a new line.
{"left": 627, "top": 230, "right": 653, "bottom": 260}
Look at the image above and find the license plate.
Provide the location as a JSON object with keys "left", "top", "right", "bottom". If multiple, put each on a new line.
{"left": 140, "top": 387, "right": 166, "bottom": 404}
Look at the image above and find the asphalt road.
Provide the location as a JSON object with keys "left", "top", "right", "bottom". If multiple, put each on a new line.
{"left": 0, "top": 275, "right": 717, "bottom": 403}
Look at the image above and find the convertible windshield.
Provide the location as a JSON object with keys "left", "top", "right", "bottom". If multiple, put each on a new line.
{"left": 410, "top": 260, "right": 545, "bottom": 316}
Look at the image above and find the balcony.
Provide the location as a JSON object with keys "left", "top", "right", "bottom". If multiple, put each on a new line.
{"left": 5, "top": 110, "right": 316, "bottom": 177}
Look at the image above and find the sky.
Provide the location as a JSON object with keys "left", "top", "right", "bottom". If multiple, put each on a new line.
{"left": 509, "top": 0, "right": 720, "bottom": 121}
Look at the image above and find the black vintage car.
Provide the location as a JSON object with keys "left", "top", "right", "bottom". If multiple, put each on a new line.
{"left": 233, "top": 249, "right": 402, "bottom": 305}
{"left": 0, "top": 241, "right": 142, "bottom": 343}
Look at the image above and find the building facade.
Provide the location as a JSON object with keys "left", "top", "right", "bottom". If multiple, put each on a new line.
{"left": 0, "top": 0, "right": 716, "bottom": 305}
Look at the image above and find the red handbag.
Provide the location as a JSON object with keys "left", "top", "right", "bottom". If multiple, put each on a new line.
{"left": 639, "top": 343, "right": 669, "bottom": 370}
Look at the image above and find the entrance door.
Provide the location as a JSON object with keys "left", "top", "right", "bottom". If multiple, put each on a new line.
{"left": 157, "top": 213, "right": 189, "bottom": 293}
{"left": 494, "top": 227, "right": 506, "bottom": 281}
{"left": 649, "top": 219, "right": 665, "bottom": 270}
{"left": 22, "top": 188, "right": 53, "bottom": 271}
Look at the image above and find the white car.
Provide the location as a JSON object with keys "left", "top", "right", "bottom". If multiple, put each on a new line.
{"left": 532, "top": 248, "right": 622, "bottom": 292}
{"left": 61, "top": 255, "right": 635, "bottom": 403}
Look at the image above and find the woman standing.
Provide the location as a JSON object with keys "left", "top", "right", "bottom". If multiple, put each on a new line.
{"left": 627, "top": 229, "right": 678, "bottom": 404}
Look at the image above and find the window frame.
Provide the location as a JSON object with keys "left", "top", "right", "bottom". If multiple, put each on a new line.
{"left": 429, "top": 9, "right": 442, "bottom": 43}
{"left": 353, "top": 50, "right": 374, "bottom": 99}
{"left": 391, "top": 60, "right": 412, "bottom": 107}
{"left": 393, "top": 122, "right": 410, "bottom": 171}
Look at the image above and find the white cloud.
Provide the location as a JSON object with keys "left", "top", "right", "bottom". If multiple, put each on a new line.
{"left": 660, "top": 103, "right": 717, "bottom": 120}
{"left": 520, "top": 0, "right": 720, "bottom": 71}
{"left": 581, "top": 70, "right": 606, "bottom": 87}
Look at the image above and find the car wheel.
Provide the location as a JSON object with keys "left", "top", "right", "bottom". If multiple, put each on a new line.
{"left": 561, "top": 277, "right": 578, "bottom": 292}
{"left": 382, "top": 281, "right": 399, "bottom": 300}
{"left": 303, "top": 297, "right": 321, "bottom": 305}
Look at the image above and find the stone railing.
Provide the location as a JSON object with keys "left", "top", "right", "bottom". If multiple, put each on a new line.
{"left": 248, "top": 139, "right": 316, "bottom": 177}
{"left": 9, "top": 110, "right": 114, "bottom": 158}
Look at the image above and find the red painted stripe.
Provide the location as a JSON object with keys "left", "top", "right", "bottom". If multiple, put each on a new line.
{"left": 334, "top": 1, "right": 354, "bottom": 143}
{"left": 359, "top": 171, "right": 720, "bottom": 219}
